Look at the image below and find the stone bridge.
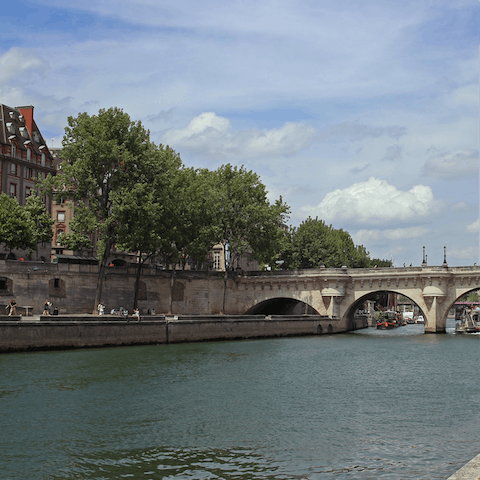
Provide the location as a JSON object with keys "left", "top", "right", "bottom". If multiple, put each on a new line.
{"left": 230, "top": 265, "right": 480, "bottom": 333}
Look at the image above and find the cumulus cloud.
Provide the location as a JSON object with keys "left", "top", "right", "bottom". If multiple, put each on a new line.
{"left": 467, "top": 219, "right": 479, "bottom": 234}
{"left": 0, "top": 48, "right": 45, "bottom": 84}
{"left": 161, "top": 112, "right": 316, "bottom": 158}
{"left": 422, "top": 149, "right": 478, "bottom": 179}
{"left": 318, "top": 121, "right": 407, "bottom": 142}
{"left": 300, "top": 177, "right": 434, "bottom": 224}
{"left": 353, "top": 227, "right": 428, "bottom": 244}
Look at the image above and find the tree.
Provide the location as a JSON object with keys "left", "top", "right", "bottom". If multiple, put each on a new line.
{"left": 282, "top": 217, "right": 385, "bottom": 269}
{"left": 0, "top": 193, "right": 53, "bottom": 255}
{"left": 213, "top": 164, "right": 290, "bottom": 312}
{"left": 113, "top": 145, "right": 183, "bottom": 309}
{"left": 44, "top": 107, "right": 155, "bottom": 313}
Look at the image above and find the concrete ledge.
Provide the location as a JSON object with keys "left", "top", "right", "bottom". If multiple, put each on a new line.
{"left": 0, "top": 314, "right": 348, "bottom": 352}
{"left": 448, "top": 454, "right": 480, "bottom": 479}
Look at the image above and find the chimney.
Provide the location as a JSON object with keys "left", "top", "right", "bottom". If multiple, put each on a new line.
{"left": 17, "top": 105, "right": 34, "bottom": 136}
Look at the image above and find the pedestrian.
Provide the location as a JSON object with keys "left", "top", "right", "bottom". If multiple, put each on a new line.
{"left": 133, "top": 308, "right": 140, "bottom": 320}
{"left": 97, "top": 303, "right": 105, "bottom": 315}
{"left": 42, "top": 299, "right": 51, "bottom": 315}
{"left": 6, "top": 299, "right": 17, "bottom": 316}
{"left": 53, "top": 306, "right": 58, "bottom": 315}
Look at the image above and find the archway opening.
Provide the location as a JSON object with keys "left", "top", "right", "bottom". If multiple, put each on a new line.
{"left": 449, "top": 288, "right": 480, "bottom": 333}
{"left": 346, "top": 291, "right": 426, "bottom": 331}
{"left": 245, "top": 297, "right": 320, "bottom": 315}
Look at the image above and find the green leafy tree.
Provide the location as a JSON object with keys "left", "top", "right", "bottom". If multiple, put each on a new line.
{"left": 282, "top": 217, "right": 382, "bottom": 269}
{"left": 113, "top": 145, "right": 183, "bottom": 309}
{"left": 213, "top": 164, "right": 290, "bottom": 312}
{"left": 0, "top": 193, "right": 53, "bottom": 255}
{"left": 44, "top": 107, "right": 155, "bottom": 313}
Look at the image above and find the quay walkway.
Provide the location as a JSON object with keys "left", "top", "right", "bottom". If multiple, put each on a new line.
{"left": 448, "top": 454, "right": 480, "bottom": 479}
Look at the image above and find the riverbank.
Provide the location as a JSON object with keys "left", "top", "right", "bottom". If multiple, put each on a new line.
{"left": 0, "top": 314, "right": 347, "bottom": 352}
{"left": 448, "top": 454, "right": 480, "bottom": 479}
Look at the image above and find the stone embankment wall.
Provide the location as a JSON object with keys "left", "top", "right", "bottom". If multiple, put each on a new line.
{"left": 0, "top": 260, "right": 229, "bottom": 315}
{"left": 0, "top": 314, "right": 344, "bottom": 352}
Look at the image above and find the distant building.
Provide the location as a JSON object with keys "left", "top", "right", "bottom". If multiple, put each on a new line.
{"left": 0, "top": 104, "right": 56, "bottom": 261}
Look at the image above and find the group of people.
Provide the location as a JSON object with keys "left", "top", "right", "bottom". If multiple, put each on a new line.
{"left": 99, "top": 305, "right": 141, "bottom": 320}
{"left": 4, "top": 299, "right": 58, "bottom": 316}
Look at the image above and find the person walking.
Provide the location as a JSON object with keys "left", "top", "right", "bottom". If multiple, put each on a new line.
{"left": 6, "top": 299, "right": 17, "bottom": 316}
{"left": 42, "top": 299, "right": 51, "bottom": 316}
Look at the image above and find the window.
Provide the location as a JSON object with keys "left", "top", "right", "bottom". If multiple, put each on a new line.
{"left": 6, "top": 122, "right": 14, "bottom": 133}
{"left": 26, "top": 168, "right": 34, "bottom": 179}
{"left": 27, "top": 148, "right": 31, "bottom": 161}
{"left": 54, "top": 278, "right": 60, "bottom": 289}
{"left": 10, "top": 163, "right": 16, "bottom": 176}
{"left": 57, "top": 211, "right": 65, "bottom": 222}
{"left": 33, "top": 131, "right": 39, "bottom": 142}
{"left": 213, "top": 251, "right": 221, "bottom": 270}
{"left": 25, "top": 186, "right": 32, "bottom": 198}
{"left": 11, "top": 144, "right": 16, "bottom": 158}
{"left": 20, "top": 127, "right": 28, "bottom": 138}
{"left": 55, "top": 228, "right": 64, "bottom": 246}
{"left": 41, "top": 152, "right": 46, "bottom": 166}
{"left": 9, "top": 183, "right": 16, "bottom": 198}
{"left": 9, "top": 111, "right": 15, "bottom": 119}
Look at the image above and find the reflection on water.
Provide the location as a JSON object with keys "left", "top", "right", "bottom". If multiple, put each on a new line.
{"left": 1, "top": 322, "right": 479, "bottom": 479}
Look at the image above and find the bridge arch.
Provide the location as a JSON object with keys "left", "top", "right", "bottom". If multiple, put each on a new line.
{"left": 343, "top": 290, "right": 426, "bottom": 329}
{"left": 245, "top": 297, "right": 319, "bottom": 315}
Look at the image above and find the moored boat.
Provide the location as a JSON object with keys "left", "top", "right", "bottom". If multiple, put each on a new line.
{"left": 455, "top": 308, "right": 480, "bottom": 334}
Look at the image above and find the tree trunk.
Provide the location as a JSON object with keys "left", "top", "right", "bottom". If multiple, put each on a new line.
{"left": 133, "top": 251, "right": 143, "bottom": 310}
{"left": 92, "top": 239, "right": 113, "bottom": 314}
{"left": 169, "top": 268, "right": 176, "bottom": 315}
{"left": 221, "top": 268, "right": 228, "bottom": 315}
{"left": 93, "top": 255, "right": 108, "bottom": 314}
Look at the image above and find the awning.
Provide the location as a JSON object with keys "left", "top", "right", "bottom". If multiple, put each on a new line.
{"left": 53, "top": 254, "right": 99, "bottom": 265}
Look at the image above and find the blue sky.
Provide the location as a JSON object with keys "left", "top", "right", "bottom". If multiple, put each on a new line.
{"left": 1, "top": 0, "right": 478, "bottom": 266}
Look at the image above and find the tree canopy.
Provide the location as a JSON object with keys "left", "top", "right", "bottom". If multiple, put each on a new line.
{"left": 0, "top": 193, "right": 53, "bottom": 255}
{"left": 45, "top": 107, "right": 159, "bottom": 312}
{"left": 281, "top": 217, "right": 391, "bottom": 269}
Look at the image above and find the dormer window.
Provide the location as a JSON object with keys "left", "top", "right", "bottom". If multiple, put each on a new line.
{"left": 18, "top": 115, "right": 24, "bottom": 123}
{"left": 19, "top": 127, "right": 28, "bottom": 138}
{"left": 9, "top": 111, "right": 15, "bottom": 119}
{"left": 6, "top": 122, "right": 14, "bottom": 134}
{"left": 33, "top": 131, "right": 40, "bottom": 142}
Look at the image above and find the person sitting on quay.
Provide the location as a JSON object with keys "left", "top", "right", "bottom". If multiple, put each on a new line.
{"left": 133, "top": 308, "right": 140, "bottom": 321}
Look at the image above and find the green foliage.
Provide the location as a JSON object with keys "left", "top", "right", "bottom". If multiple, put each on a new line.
{"left": 0, "top": 193, "right": 53, "bottom": 254}
{"left": 281, "top": 216, "right": 390, "bottom": 269}
{"left": 213, "top": 164, "right": 290, "bottom": 269}
{"left": 113, "top": 145, "right": 183, "bottom": 266}
{"left": 45, "top": 107, "right": 155, "bottom": 259}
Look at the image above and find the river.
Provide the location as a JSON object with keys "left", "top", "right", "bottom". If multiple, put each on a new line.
{"left": 1, "top": 320, "right": 479, "bottom": 479}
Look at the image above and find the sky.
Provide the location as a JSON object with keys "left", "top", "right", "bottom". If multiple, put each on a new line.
{"left": 1, "top": 0, "right": 478, "bottom": 267}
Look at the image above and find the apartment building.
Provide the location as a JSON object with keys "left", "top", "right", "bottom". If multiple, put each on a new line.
{"left": 0, "top": 104, "right": 56, "bottom": 260}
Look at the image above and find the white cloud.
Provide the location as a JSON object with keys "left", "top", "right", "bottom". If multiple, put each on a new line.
{"left": 448, "top": 246, "right": 479, "bottom": 261}
{"left": 300, "top": 177, "right": 434, "bottom": 224}
{"left": 318, "top": 121, "right": 407, "bottom": 143}
{"left": 0, "top": 48, "right": 45, "bottom": 84}
{"left": 353, "top": 227, "right": 428, "bottom": 244}
{"left": 467, "top": 219, "right": 479, "bottom": 234}
{"left": 161, "top": 112, "right": 316, "bottom": 158}
{"left": 423, "top": 149, "right": 478, "bottom": 179}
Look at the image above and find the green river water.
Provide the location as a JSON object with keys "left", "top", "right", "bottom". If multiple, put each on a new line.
{"left": 0, "top": 321, "right": 479, "bottom": 479}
